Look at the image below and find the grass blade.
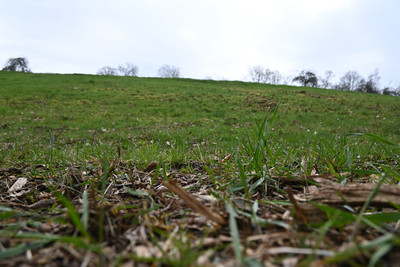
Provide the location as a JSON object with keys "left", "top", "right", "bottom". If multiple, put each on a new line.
{"left": 226, "top": 202, "right": 243, "bottom": 264}
{"left": 351, "top": 168, "right": 387, "bottom": 239}
{"left": 0, "top": 240, "right": 50, "bottom": 260}
{"left": 54, "top": 191, "right": 91, "bottom": 240}
{"left": 237, "top": 153, "right": 249, "bottom": 199}
{"left": 82, "top": 189, "right": 89, "bottom": 232}
{"left": 369, "top": 242, "right": 392, "bottom": 267}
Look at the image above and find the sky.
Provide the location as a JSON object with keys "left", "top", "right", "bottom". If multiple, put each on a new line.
{"left": 1, "top": 0, "right": 399, "bottom": 87}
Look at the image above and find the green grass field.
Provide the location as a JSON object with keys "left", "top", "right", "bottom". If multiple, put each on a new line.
{"left": 1, "top": 72, "right": 399, "bottom": 165}
{"left": 1, "top": 71, "right": 400, "bottom": 266}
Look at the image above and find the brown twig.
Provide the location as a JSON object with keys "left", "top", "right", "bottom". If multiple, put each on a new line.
{"left": 162, "top": 179, "right": 227, "bottom": 225}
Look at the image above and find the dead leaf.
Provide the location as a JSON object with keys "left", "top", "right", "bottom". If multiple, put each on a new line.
{"left": 221, "top": 153, "right": 232, "bottom": 163}
{"left": 8, "top": 177, "right": 28, "bottom": 193}
{"left": 143, "top": 161, "right": 157, "bottom": 172}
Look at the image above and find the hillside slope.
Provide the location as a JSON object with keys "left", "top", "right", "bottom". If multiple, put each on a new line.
{"left": 1, "top": 72, "right": 399, "bottom": 149}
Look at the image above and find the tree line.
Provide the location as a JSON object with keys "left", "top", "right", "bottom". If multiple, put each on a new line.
{"left": 96, "top": 63, "right": 181, "bottom": 78}
{"left": 0, "top": 57, "right": 181, "bottom": 79}
{"left": 248, "top": 65, "right": 400, "bottom": 96}
{"left": 2, "top": 57, "right": 399, "bottom": 96}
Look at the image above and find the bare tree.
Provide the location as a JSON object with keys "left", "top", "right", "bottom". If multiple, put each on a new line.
{"left": 293, "top": 70, "right": 318, "bottom": 87}
{"left": 249, "top": 66, "right": 283, "bottom": 84}
{"left": 336, "top": 70, "right": 363, "bottom": 91}
{"left": 265, "top": 69, "right": 283, "bottom": 84}
{"left": 395, "top": 86, "right": 400, "bottom": 96}
{"left": 248, "top": 65, "right": 265, "bottom": 83}
{"left": 362, "top": 69, "right": 380, "bottom": 93}
{"left": 319, "top": 70, "right": 334, "bottom": 89}
{"left": 158, "top": 64, "right": 181, "bottom": 78}
{"left": 395, "top": 84, "right": 400, "bottom": 96}
{"left": 97, "top": 66, "right": 118, "bottom": 76}
{"left": 270, "top": 70, "right": 282, "bottom": 84}
{"left": 263, "top": 68, "right": 273, "bottom": 83}
{"left": 97, "top": 63, "right": 139, "bottom": 76}
{"left": 118, "top": 63, "right": 138, "bottom": 77}
{"left": 2, "top": 57, "right": 31, "bottom": 72}
{"left": 382, "top": 87, "right": 398, "bottom": 96}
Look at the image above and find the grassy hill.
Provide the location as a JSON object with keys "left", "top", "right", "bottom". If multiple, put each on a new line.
{"left": 1, "top": 72, "right": 399, "bottom": 162}
{"left": 0, "top": 71, "right": 399, "bottom": 266}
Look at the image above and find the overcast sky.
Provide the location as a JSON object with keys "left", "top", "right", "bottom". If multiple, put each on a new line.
{"left": 1, "top": 0, "right": 399, "bottom": 87}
